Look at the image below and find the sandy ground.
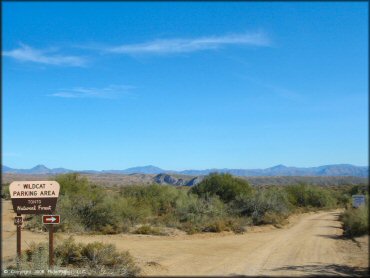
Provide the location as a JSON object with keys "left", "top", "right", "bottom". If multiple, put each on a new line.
{"left": 2, "top": 200, "right": 368, "bottom": 276}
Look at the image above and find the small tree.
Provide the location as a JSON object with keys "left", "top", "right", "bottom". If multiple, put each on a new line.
{"left": 190, "top": 173, "right": 253, "bottom": 203}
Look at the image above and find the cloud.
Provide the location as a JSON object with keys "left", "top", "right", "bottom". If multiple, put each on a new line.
{"left": 3, "top": 44, "right": 86, "bottom": 67}
{"left": 49, "top": 85, "right": 135, "bottom": 99}
{"left": 106, "top": 31, "right": 271, "bottom": 55}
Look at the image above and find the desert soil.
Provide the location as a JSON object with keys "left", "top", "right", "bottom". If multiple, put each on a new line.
{"left": 2, "top": 200, "right": 368, "bottom": 276}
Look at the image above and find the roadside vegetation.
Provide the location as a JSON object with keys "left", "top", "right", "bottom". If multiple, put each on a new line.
{"left": 340, "top": 206, "right": 368, "bottom": 237}
{"left": 339, "top": 185, "right": 368, "bottom": 238}
{"left": 2, "top": 172, "right": 365, "bottom": 235}
{"left": 5, "top": 237, "right": 139, "bottom": 277}
{"left": 2, "top": 173, "right": 368, "bottom": 275}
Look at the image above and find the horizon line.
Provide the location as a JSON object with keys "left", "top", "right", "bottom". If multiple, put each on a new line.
{"left": 2, "top": 163, "right": 369, "bottom": 172}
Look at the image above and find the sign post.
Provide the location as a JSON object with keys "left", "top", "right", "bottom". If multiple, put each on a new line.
{"left": 15, "top": 214, "right": 22, "bottom": 269}
{"left": 42, "top": 214, "right": 60, "bottom": 268}
{"left": 49, "top": 225, "right": 54, "bottom": 267}
{"left": 9, "top": 181, "right": 60, "bottom": 269}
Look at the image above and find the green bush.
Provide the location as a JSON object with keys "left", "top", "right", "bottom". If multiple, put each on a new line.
{"left": 1, "top": 184, "right": 10, "bottom": 199}
{"left": 120, "top": 184, "right": 229, "bottom": 234}
{"left": 22, "top": 242, "right": 54, "bottom": 271}
{"left": 341, "top": 205, "right": 369, "bottom": 237}
{"left": 55, "top": 236, "right": 85, "bottom": 267}
{"left": 230, "top": 187, "right": 292, "bottom": 225}
{"left": 56, "top": 173, "right": 91, "bottom": 196}
{"left": 175, "top": 194, "right": 228, "bottom": 233}
{"left": 262, "top": 211, "right": 288, "bottom": 227}
{"left": 349, "top": 184, "right": 368, "bottom": 196}
{"left": 285, "top": 184, "right": 336, "bottom": 208}
{"left": 54, "top": 174, "right": 120, "bottom": 233}
{"left": 202, "top": 219, "right": 228, "bottom": 233}
{"left": 201, "top": 217, "right": 249, "bottom": 233}
{"left": 21, "top": 173, "right": 354, "bottom": 236}
{"left": 120, "top": 184, "right": 182, "bottom": 216}
{"left": 190, "top": 173, "right": 253, "bottom": 203}
{"left": 82, "top": 241, "right": 138, "bottom": 272}
{"left": 133, "top": 225, "right": 167, "bottom": 236}
{"left": 9, "top": 237, "right": 140, "bottom": 276}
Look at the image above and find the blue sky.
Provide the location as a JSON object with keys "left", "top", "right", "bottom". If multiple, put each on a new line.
{"left": 2, "top": 2, "right": 368, "bottom": 170}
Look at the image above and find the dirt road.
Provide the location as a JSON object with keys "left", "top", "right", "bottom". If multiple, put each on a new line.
{"left": 2, "top": 200, "right": 368, "bottom": 276}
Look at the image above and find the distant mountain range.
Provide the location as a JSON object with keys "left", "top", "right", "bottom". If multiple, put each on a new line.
{"left": 2, "top": 164, "right": 368, "bottom": 177}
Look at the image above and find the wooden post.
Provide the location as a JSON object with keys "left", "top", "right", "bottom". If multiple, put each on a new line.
{"left": 49, "top": 224, "right": 54, "bottom": 268}
{"left": 16, "top": 213, "right": 22, "bottom": 269}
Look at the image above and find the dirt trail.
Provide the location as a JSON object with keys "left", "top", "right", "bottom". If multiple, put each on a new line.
{"left": 2, "top": 200, "right": 368, "bottom": 276}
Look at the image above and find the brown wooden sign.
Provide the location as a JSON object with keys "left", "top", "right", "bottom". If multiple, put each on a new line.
{"left": 9, "top": 181, "right": 60, "bottom": 214}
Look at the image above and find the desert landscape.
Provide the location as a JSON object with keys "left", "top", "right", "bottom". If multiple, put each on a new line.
{"left": 2, "top": 172, "right": 369, "bottom": 276}
{"left": 2, "top": 199, "right": 368, "bottom": 276}
{"left": 3, "top": 1, "right": 368, "bottom": 276}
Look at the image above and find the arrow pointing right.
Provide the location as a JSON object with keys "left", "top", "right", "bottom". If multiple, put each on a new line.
{"left": 46, "top": 217, "right": 56, "bottom": 222}
{"left": 43, "top": 215, "right": 60, "bottom": 225}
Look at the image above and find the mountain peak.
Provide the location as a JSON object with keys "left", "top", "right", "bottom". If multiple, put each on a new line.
{"left": 270, "top": 164, "right": 287, "bottom": 169}
{"left": 32, "top": 164, "right": 49, "bottom": 170}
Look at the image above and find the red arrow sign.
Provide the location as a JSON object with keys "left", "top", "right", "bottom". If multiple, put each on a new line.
{"left": 42, "top": 215, "right": 60, "bottom": 224}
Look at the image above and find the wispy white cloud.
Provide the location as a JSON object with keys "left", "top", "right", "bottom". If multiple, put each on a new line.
{"left": 3, "top": 44, "right": 86, "bottom": 67}
{"left": 49, "top": 85, "right": 135, "bottom": 99}
{"left": 106, "top": 31, "right": 271, "bottom": 55}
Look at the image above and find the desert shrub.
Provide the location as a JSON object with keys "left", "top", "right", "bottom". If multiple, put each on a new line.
{"left": 55, "top": 237, "right": 140, "bottom": 276}
{"left": 21, "top": 173, "right": 351, "bottom": 236}
{"left": 24, "top": 174, "right": 112, "bottom": 233}
{"left": 5, "top": 242, "right": 62, "bottom": 276}
{"left": 201, "top": 217, "right": 249, "bottom": 233}
{"left": 1, "top": 184, "right": 10, "bottom": 199}
{"left": 120, "top": 184, "right": 181, "bottom": 216}
{"left": 53, "top": 174, "right": 122, "bottom": 233}
{"left": 175, "top": 193, "right": 225, "bottom": 221}
{"left": 119, "top": 185, "right": 183, "bottom": 226}
{"left": 202, "top": 218, "right": 228, "bottom": 233}
{"left": 54, "top": 236, "right": 85, "bottom": 267}
{"left": 349, "top": 184, "right": 368, "bottom": 196}
{"left": 262, "top": 211, "right": 288, "bottom": 227}
{"left": 175, "top": 194, "right": 228, "bottom": 233}
{"left": 190, "top": 173, "right": 253, "bottom": 203}
{"left": 80, "top": 195, "right": 122, "bottom": 232}
{"left": 133, "top": 225, "right": 167, "bottom": 236}
{"left": 23, "top": 242, "right": 55, "bottom": 270}
{"left": 285, "top": 184, "right": 336, "bottom": 208}
{"left": 341, "top": 205, "right": 369, "bottom": 237}
{"left": 82, "top": 242, "right": 136, "bottom": 269}
{"left": 53, "top": 196, "right": 86, "bottom": 233}
{"left": 285, "top": 184, "right": 309, "bottom": 207}
{"left": 333, "top": 191, "right": 351, "bottom": 207}
{"left": 7, "top": 238, "right": 140, "bottom": 276}
{"left": 230, "top": 187, "right": 292, "bottom": 225}
{"left": 306, "top": 187, "right": 336, "bottom": 208}
{"left": 56, "top": 173, "right": 91, "bottom": 196}
{"left": 119, "top": 184, "right": 230, "bottom": 234}
{"left": 24, "top": 216, "right": 45, "bottom": 232}
{"left": 118, "top": 197, "right": 152, "bottom": 226}
{"left": 227, "top": 217, "right": 251, "bottom": 233}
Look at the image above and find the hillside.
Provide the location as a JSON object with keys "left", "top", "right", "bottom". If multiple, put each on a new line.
{"left": 2, "top": 164, "right": 368, "bottom": 177}
{"left": 2, "top": 173, "right": 368, "bottom": 187}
